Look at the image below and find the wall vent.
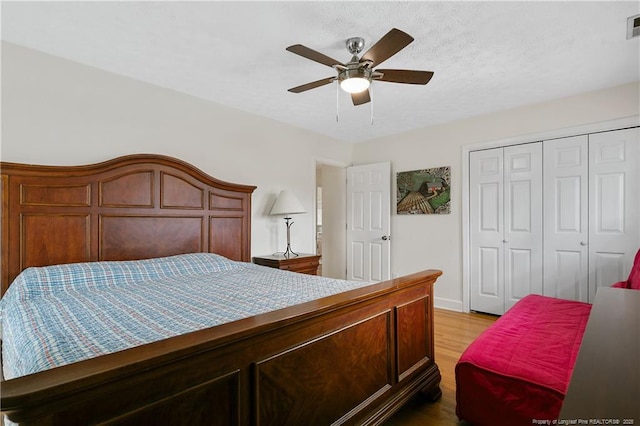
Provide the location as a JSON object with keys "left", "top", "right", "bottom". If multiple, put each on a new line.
{"left": 628, "top": 14, "right": 640, "bottom": 39}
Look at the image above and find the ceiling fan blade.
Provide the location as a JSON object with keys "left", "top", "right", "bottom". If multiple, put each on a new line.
{"left": 360, "top": 28, "right": 414, "bottom": 67}
{"left": 288, "top": 77, "right": 335, "bottom": 93}
{"left": 376, "top": 69, "right": 434, "bottom": 85}
{"left": 351, "top": 89, "right": 371, "bottom": 106}
{"left": 286, "top": 44, "right": 345, "bottom": 68}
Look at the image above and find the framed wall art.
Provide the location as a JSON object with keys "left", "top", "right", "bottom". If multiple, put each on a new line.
{"left": 396, "top": 166, "right": 451, "bottom": 214}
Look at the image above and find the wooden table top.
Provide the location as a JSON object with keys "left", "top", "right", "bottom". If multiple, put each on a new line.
{"left": 252, "top": 253, "right": 319, "bottom": 261}
{"left": 559, "top": 287, "right": 639, "bottom": 423}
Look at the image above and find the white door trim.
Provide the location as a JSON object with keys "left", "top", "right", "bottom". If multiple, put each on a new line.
{"left": 462, "top": 116, "right": 640, "bottom": 312}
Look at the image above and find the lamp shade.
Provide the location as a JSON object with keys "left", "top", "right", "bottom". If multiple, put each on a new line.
{"left": 270, "top": 190, "right": 306, "bottom": 216}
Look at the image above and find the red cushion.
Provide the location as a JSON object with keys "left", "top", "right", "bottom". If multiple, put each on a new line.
{"left": 613, "top": 249, "right": 640, "bottom": 290}
{"left": 456, "top": 295, "right": 592, "bottom": 425}
{"left": 628, "top": 249, "right": 640, "bottom": 290}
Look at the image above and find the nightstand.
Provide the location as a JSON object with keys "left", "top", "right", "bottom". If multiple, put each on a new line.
{"left": 253, "top": 253, "right": 321, "bottom": 275}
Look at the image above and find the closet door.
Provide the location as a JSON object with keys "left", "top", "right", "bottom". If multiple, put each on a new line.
{"left": 503, "top": 143, "right": 543, "bottom": 311}
{"left": 588, "top": 128, "right": 640, "bottom": 300}
{"left": 470, "top": 148, "right": 504, "bottom": 314}
{"left": 470, "top": 144, "right": 543, "bottom": 314}
{"left": 543, "top": 135, "right": 589, "bottom": 301}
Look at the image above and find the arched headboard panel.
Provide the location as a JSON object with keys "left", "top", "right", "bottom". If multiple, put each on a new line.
{"left": 0, "top": 154, "right": 256, "bottom": 295}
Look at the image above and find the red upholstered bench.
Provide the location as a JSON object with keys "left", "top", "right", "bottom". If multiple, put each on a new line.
{"left": 456, "top": 248, "right": 639, "bottom": 425}
{"left": 455, "top": 295, "right": 592, "bottom": 426}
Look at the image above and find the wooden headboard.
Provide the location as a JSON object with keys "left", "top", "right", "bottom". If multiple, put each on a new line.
{"left": 0, "top": 154, "right": 256, "bottom": 295}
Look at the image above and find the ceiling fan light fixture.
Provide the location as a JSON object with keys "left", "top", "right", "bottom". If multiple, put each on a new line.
{"left": 338, "top": 67, "right": 371, "bottom": 93}
{"left": 340, "top": 77, "right": 370, "bottom": 93}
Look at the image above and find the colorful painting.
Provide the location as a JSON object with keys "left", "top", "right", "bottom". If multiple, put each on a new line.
{"left": 396, "top": 167, "right": 451, "bottom": 214}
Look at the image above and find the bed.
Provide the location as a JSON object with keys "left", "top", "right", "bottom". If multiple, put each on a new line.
{"left": 455, "top": 295, "right": 592, "bottom": 425}
{"left": 0, "top": 154, "right": 442, "bottom": 425}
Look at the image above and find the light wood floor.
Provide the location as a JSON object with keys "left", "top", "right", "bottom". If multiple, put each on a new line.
{"left": 384, "top": 308, "right": 498, "bottom": 425}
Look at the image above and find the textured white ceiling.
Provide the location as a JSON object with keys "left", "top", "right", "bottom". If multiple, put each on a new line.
{"left": 2, "top": 1, "right": 639, "bottom": 143}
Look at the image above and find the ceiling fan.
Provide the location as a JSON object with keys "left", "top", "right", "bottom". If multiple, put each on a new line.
{"left": 286, "top": 28, "right": 434, "bottom": 106}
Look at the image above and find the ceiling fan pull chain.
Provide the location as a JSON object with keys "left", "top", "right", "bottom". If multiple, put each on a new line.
{"left": 370, "top": 85, "right": 374, "bottom": 126}
{"left": 336, "top": 80, "right": 340, "bottom": 122}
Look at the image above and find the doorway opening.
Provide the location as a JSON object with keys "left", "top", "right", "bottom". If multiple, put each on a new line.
{"left": 315, "top": 161, "right": 347, "bottom": 279}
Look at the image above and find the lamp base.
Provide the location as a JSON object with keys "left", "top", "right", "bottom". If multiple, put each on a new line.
{"left": 282, "top": 216, "right": 299, "bottom": 258}
{"left": 282, "top": 245, "right": 299, "bottom": 258}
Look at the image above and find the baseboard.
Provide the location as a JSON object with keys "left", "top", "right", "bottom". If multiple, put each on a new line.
{"left": 434, "top": 297, "right": 463, "bottom": 312}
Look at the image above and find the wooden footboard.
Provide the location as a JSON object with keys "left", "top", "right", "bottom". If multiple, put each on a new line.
{"left": 1, "top": 269, "right": 442, "bottom": 425}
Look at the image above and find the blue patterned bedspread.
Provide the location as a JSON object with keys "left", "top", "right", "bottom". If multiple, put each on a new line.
{"left": 0, "top": 253, "right": 370, "bottom": 380}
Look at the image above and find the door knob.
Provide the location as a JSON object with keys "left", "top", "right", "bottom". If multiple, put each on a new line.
{"left": 382, "top": 235, "right": 390, "bottom": 241}
{"left": 580, "top": 241, "right": 587, "bottom": 246}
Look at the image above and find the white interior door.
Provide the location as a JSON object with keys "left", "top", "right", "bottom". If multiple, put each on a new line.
{"left": 588, "top": 127, "right": 640, "bottom": 300}
{"left": 503, "top": 143, "right": 543, "bottom": 311}
{"left": 543, "top": 135, "right": 589, "bottom": 302}
{"left": 346, "top": 162, "right": 391, "bottom": 282}
{"left": 470, "top": 148, "right": 505, "bottom": 314}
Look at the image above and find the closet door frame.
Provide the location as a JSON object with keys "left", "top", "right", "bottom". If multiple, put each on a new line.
{"left": 462, "top": 116, "right": 639, "bottom": 313}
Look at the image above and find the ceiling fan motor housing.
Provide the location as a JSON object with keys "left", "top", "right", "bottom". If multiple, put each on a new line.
{"left": 346, "top": 37, "right": 365, "bottom": 55}
{"left": 339, "top": 64, "right": 372, "bottom": 81}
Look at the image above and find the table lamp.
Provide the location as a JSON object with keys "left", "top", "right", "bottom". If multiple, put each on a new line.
{"left": 270, "top": 190, "right": 306, "bottom": 257}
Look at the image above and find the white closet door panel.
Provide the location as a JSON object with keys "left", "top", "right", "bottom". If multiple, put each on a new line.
{"left": 479, "top": 247, "right": 501, "bottom": 296}
{"left": 588, "top": 128, "right": 640, "bottom": 300}
{"left": 543, "top": 135, "right": 589, "bottom": 301}
{"left": 594, "top": 173, "right": 624, "bottom": 232}
{"left": 507, "top": 248, "right": 534, "bottom": 299}
{"left": 480, "top": 183, "right": 501, "bottom": 231}
{"left": 555, "top": 250, "right": 587, "bottom": 301}
{"left": 508, "top": 180, "right": 533, "bottom": 232}
{"left": 470, "top": 148, "right": 504, "bottom": 315}
{"left": 504, "top": 143, "right": 543, "bottom": 311}
{"left": 593, "top": 252, "right": 626, "bottom": 291}
{"left": 556, "top": 176, "right": 583, "bottom": 232}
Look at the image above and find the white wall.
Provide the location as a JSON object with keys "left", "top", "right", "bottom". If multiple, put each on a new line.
{"left": 0, "top": 42, "right": 353, "bottom": 258}
{"left": 352, "top": 82, "right": 640, "bottom": 311}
